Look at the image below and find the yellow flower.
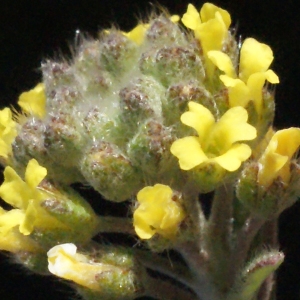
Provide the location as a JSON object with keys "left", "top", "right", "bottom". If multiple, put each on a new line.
{"left": 0, "top": 159, "right": 63, "bottom": 235}
{"left": 0, "top": 207, "right": 40, "bottom": 253}
{"left": 18, "top": 83, "right": 46, "bottom": 118}
{"left": 123, "top": 15, "right": 180, "bottom": 45}
{"left": 122, "top": 24, "right": 149, "bottom": 45}
{"left": 208, "top": 38, "right": 279, "bottom": 113}
{"left": 133, "top": 184, "right": 185, "bottom": 240}
{"left": 47, "top": 243, "right": 114, "bottom": 290}
{"left": 0, "top": 107, "right": 17, "bottom": 159}
{"left": 257, "top": 128, "right": 300, "bottom": 187}
{"left": 170, "top": 102, "right": 257, "bottom": 171}
{"left": 181, "top": 3, "right": 231, "bottom": 76}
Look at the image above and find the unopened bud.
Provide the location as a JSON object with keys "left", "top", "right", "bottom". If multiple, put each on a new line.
{"left": 80, "top": 141, "right": 142, "bottom": 202}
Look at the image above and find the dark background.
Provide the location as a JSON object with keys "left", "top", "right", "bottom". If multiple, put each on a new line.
{"left": 1, "top": 0, "right": 300, "bottom": 299}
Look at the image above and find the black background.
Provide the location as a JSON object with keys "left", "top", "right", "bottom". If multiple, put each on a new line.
{"left": 1, "top": 0, "right": 300, "bottom": 299}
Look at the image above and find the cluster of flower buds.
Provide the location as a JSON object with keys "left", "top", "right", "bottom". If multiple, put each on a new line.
{"left": 1, "top": 2, "right": 300, "bottom": 300}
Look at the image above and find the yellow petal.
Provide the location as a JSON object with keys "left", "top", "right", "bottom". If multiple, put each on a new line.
{"left": 211, "top": 106, "right": 257, "bottom": 151}
{"left": 18, "top": 83, "right": 46, "bottom": 118}
{"left": 133, "top": 211, "right": 156, "bottom": 239}
{"left": 220, "top": 75, "right": 251, "bottom": 107}
{"left": 48, "top": 243, "right": 113, "bottom": 290}
{"left": 207, "top": 50, "right": 236, "bottom": 77}
{"left": 0, "top": 166, "right": 29, "bottom": 209}
{"left": 274, "top": 128, "right": 300, "bottom": 158}
{"left": 181, "top": 4, "right": 202, "bottom": 30}
{"left": 123, "top": 24, "right": 148, "bottom": 45}
{"left": 0, "top": 227, "right": 40, "bottom": 252}
{"left": 25, "top": 159, "right": 47, "bottom": 189}
{"left": 170, "top": 15, "right": 180, "bottom": 23}
{"left": 200, "top": 3, "right": 231, "bottom": 28}
{"left": 196, "top": 16, "right": 227, "bottom": 55}
{"left": 20, "top": 200, "right": 37, "bottom": 235}
{"left": 239, "top": 38, "right": 274, "bottom": 82}
{"left": 258, "top": 128, "right": 300, "bottom": 186}
{"left": 0, "top": 140, "right": 11, "bottom": 159}
{"left": 0, "top": 108, "right": 17, "bottom": 158}
{"left": 0, "top": 208, "right": 25, "bottom": 234}
{"left": 160, "top": 202, "right": 185, "bottom": 230}
{"left": 170, "top": 136, "right": 208, "bottom": 170}
{"left": 247, "top": 70, "right": 279, "bottom": 114}
{"left": 181, "top": 102, "right": 215, "bottom": 141}
{"left": 213, "top": 143, "right": 252, "bottom": 171}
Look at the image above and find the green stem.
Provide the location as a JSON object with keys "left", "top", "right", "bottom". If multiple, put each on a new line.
{"left": 230, "top": 216, "right": 265, "bottom": 285}
{"left": 176, "top": 241, "right": 219, "bottom": 300}
{"left": 134, "top": 249, "right": 194, "bottom": 289}
{"left": 205, "top": 183, "right": 234, "bottom": 293}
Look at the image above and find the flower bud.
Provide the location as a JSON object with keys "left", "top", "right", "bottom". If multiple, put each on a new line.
{"left": 127, "top": 120, "right": 177, "bottom": 182}
{"left": 140, "top": 46, "right": 205, "bottom": 87}
{"left": 44, "top": 112, "right": 83, "bottom": 168}
{"left": 146, "top": 15, "right": 185, "bottom": 45}
{"left": 47, "top": 243, "right": 145, "bottom": 299}
{"left": 100, "top": 30, "right": 138, "bottom": 75}
{"left": 80, "top": 141, "right": 142, "bottom": 202}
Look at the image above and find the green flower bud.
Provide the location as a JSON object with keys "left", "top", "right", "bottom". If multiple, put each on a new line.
{"left": 145, "top": 16, "right": 185, "bottom": 45}
{"left": 44, "top": 112, "right": 83, "bottom": 167}
{"left": 164, "top": 81, "right": 215, "bottom": 128}
{"left": 100, "top": 30, "right": 138, "bottom": 76}
{"left": 230, "top": 251, "right": 284, "bottom": 300}
{"left": 127, "top": 120, "right": 177, "bottom": 182}
{"left": 80, "top": 141, "right": 142, "bottom": 202}
{"left": 47, "top": 243, "right": 145, "bottom": 300}
{"left": 236, "top": 161, "right": 299, "bottom": 219}
{"left": 140, "top": 46, "right": 205, "bottom": 87}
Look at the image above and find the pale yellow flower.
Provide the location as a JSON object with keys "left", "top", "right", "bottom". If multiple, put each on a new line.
{"left": 18, "top": 83, "right": 46, "bottom": 118}
{"left": 182, "top": 3, "right": 231, "bottom": 76}
{"left": 0, "top": 159, "right": 64, "bottom": 235}
{"left": 133, "top": 184, "right": 185, "bottom": 240}
{"left": 258, "top": 128, "right": 300, "bottom": 187}
{"left": 48, "top": 243, "right": 114, "bottom": 290}
{"left": 0, "top": 207, "right": 40, "bottom": 252}
{"left": 0, "top": 107, "right": 17, "bottom": 159}
{"left": 208, "top": 38, "right": 279, "bottom": 113}
{"left": 170, "top": 102, "right": 257, "bottom": 171}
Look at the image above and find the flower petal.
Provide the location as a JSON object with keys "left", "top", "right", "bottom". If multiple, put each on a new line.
{"left": 20, "top": 200, "right": 37, "bottom": 235}
{"left": 0, "top": 166, "right": 29, "bottom": 208}
{"left": 196, "top": 16, "right": 227, "bottom": 55}
{"left": 220, "top": 75, "right": 251, "bottom": 107}
{"left": 0, "top": 208, "right": 25, "bottom": 234}
{"left": 123, "top": 24, "right": 148, "bottom": 45}
{"left": 213, "top": 143, "right": 252, "bottom": 171}
{"left": 48, "top": 243, "right": 112, "bottom": 291}
{"left": 0, "top": 108, "right": 17, "bottom": 158}
{"left": 18, "top": 83, "right": 46, "bottom": 118}
{"left": 200, "top": 3, "right": 231, "bottom": 28}
{"left": 181, "top": 102, "right": 215, "bottom": 141}
{"left": 133, "top": 211, "right": 156, "bottom": 239}
{"left": 25, "top": 159, "right": 47, "bottom": 189}
{"left": 181, "top": 4, "right": 202, "bottom": 30}
{"left": 210, "top": 106, "right": 257, "bottom": 151}
{"left": 170, "top": 136, "right": 208, "bottom": 170}
{"left": 208, "top": 50, "right": 236, "bottom": 77}
{"left": 239, "top": 38, "right": 274, "bottom": 82}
